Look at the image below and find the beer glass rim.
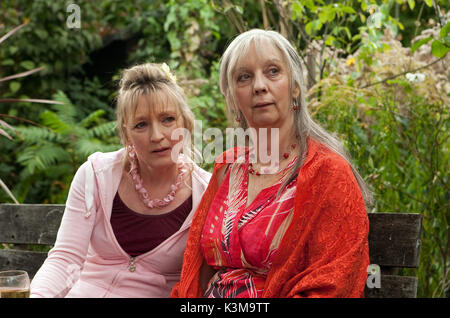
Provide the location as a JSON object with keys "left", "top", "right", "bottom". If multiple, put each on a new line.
{"left": 0, "top": 270, "right": 29, "bottom": 278}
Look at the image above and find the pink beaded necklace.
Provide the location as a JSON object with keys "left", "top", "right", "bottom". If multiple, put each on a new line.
{"left": 127, "top": 145, "right": 187, "bottom": 209}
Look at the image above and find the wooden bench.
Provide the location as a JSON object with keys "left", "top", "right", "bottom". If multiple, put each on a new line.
{"left": 0, "top": 204, "right": 422, "bottom": 298}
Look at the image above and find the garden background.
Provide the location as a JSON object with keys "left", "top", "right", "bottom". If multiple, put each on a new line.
{"left": 0, "top": 0, "right": 448, "bottom": 297}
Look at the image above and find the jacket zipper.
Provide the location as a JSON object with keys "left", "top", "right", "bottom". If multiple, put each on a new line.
{"left": 128, "top": 257, "right": 136, "bottom": 272}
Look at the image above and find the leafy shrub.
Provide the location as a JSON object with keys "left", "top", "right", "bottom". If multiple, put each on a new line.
{"left": 14, "top": 91, "right": 120, "bottom": 203}
{"left": 309, "top": 24, "right": 449, "bottom": 297}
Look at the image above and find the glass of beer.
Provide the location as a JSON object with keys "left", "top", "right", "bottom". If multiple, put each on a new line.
{"left": 0, "top": 270, "right": 30, "bottom": 298}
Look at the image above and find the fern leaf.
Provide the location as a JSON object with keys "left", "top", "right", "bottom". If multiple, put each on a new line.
{"left": 75, "top": 138, "right": 104, "bottom": 158}
{"left": 17, "top": 144, "right": 71, "bottom": 174}
{"left": 88, "top": 121, "right": 117, "bottom": 138}
{"left": 15, "top": 126, "right": 59, "bottom": 144}
{"left": 40, "top": 110, "right": 73, "bottom": 134}
{"left": 80, "top": 110, "right": 106, "bottom": 128}
{"left": 50, "top": 90, "right": 77, "bottom": 125}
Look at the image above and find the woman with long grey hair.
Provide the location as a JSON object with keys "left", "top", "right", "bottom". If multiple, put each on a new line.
{"left": 173, "top": 29, "right": 372, "bottom": 298}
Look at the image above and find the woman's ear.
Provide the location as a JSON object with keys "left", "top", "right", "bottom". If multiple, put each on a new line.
{"left": 292, "top": 84, "right": 300, "bottom": 99}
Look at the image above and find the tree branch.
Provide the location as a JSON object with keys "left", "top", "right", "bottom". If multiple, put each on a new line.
{"left": 360, "top": 57, "right": 444, "bottom": 89}
{"left": 260, "top": 0, "right": 269, "bottom": 29}
{"left": 0, "top": 66, "right": 45, "bottom": 83}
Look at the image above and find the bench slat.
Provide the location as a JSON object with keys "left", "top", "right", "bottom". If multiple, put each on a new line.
{"left": 0, "top": 204, "right": 64, "bottom": 245}
{"left": 0, "top": 205, "right": 423, "bottom": 297}
{"left": 367, "top": 213, "right": 422, "bottom": 268}
{"left": 364, "top": 275, "right": 418, "bottom": 298}
{"left": 0, "top": 249, "right": 48, "bottom": 278}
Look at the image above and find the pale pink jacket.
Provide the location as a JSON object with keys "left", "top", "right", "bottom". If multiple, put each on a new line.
{"left": 30, "top": 148, "right": 211, "bottom": 298}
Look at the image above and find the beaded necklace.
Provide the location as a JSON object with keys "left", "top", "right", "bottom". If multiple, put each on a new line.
{"left": 128, "top": 146, "right": 187, "bottom": 209}
{"left": 248, "top": 143, "right": 297, "bottom": 176}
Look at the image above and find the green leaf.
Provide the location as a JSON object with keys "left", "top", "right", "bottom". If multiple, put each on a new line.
{"left": 75, "top": 138, "right": 103, "bottom": 157}
{"left": 80, "top": 110, "right": 106, "bottom": 127}
{"left": 9, "top": 46, "right": 18, "bottom": 55}
{"left": 18, "top": 144, "right": 71, "bottom": 174}
{"left": 368, "top": 156, "right": 374, "bottom": 169}
{"left": 305, "top": 21, "right": 314, "bottom": 35}
{"left": 1, "top": 59, "right": 14, "bottom": 66}
{"left": 424, "top": 0, "right": 433, "bottom": 7}
{"left": 411, "top": 36, "right": 433, "bottom": 53}
{"left": 291, "top": 2, "right": 304, "bottom": 18}
{"left": 9, "top": 81, "right": 21, "bottom": 93}
{"left": 234, "top": 5, "right": 243, "bottom": 15}
{"left": 16, "top": 126, "right": 58, "bottom": 143}
{"left": 352, "top": 34, "right": 362, "bottom": 41}
{"left": 431, "top": 40, "right": 450, "bottom": 58}
{"left": 40, "top": 110, "right": 72, "bottom": 133}
{"left": 341, "top": 6, "right": 356, "bottom": 14}
{"left": 167, "top": 31, "right": 181, "bottom": 50}
{"left": 343, "top": 26, "right": 352, "bottom": 39}
{"left": 35, "top": 29, "right": 48, "bottom": 40}
{"left": 303, "top": 0, "right": 317, "bottom": 11}
{"left": 440, "top": 22, "right": 450, "bottom": 38}
{"left": 319, "top": 6, "right": 335, "bottom": 23}
{"left": 361, "top": 2, "right": 367, "bottom": 12}
{"left": 20, "top": 60, "right": 35, "bottom": 70}
{"left": 51, "top": 91, "right": 77, "bottom": 125}
{"left": 163, "top": 8, "right": 177, "bottom": 31}
{"left": 359, "top": 13, "right": 366, "bottom": 23}
{"left": 444, "top": 35, "right": 450, "bottom": 46}
{"left": 89, "top": 121, "right": 116, "bottom": 138}
{"left": 325, "top": 35, "right": 336, "bottom": 46}
{"left": 407, "top": 0, "right": 415, "bottom": 10}
{"left": 305, "top": 20, "right": 322, "bottom": 35}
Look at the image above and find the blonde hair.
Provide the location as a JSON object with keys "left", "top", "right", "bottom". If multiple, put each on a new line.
{"left": 116, "top": 63, "right": 195, "bottom": 161}
{"left": 219, "top": 29, "right": 373, "bottom": 206}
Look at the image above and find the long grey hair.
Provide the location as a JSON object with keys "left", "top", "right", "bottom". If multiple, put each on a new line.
{"left": 219, "top": 29, "right": 373, "bottom": 207}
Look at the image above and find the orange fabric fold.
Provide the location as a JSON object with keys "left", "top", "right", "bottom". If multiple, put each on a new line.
{"left": 171, "top": 138, "right": 369, "bottom": 298}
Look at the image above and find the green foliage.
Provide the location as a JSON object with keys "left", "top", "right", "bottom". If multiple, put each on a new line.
{"left": 309, "top": 36, "right": 449, "bottom": 296}
{"left": 187, "top": 61, "right": 229, "bottom": 171}
{"left": 0, "top": 21, "right": 67, "bottom": 204}
{"left": 14, "top": 91, "right": 120, "bottom": 203}
{"left": 0, "top": 0, "right": 448, "bottom": 297}
{"left": 412, "top": 21, "right": 450, "bottom": 57}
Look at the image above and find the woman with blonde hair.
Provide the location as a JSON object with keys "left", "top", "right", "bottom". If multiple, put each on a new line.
{"left": 172, "top": 29, "right": 372, "bottom": 298}
{"left": 31, "top": 63, "right": 211, "bottom": 297}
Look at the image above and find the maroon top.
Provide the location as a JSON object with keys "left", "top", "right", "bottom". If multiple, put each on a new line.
{"left": 110, "top": 192, "right": 192, "bottom": 257}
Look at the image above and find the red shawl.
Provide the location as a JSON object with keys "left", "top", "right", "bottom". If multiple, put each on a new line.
{"left": 171, "top": 138, "right": 369, "bottom": 297}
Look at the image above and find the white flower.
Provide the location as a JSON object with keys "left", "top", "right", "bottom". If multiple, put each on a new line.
{"left": 160, "top": 62, "right": 177, "bottom": 83}
{"left": 406, "top": 72, "right": 425, "bottom": 83}
{"left": 416, "top": 73, "right": 425, "bottom": 82}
